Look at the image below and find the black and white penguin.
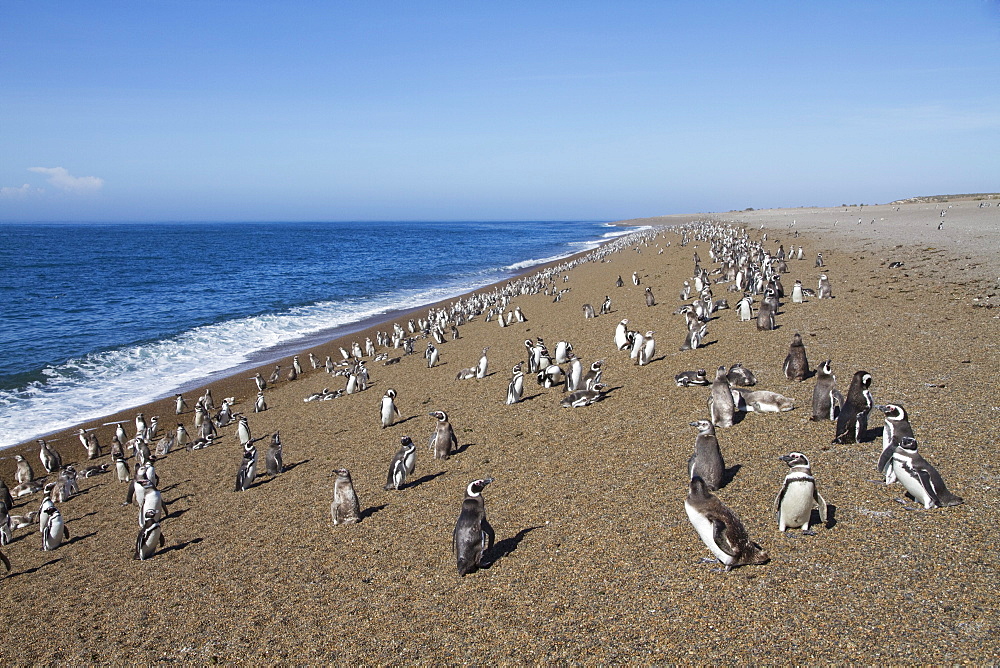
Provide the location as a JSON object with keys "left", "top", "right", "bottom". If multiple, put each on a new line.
{"left": 428, "top": 411, "right": 458, "bottom": 460}
{"left": 134, "top": 509, "right": 165, "bottom": 560}
{"left": 891, "top": 437, "right": 963, "bottom": 508}
{"left": 384, "top": 436, "right": 417, "bottom": 490}
{"left": 560, "top": 383, "right": 607, "bottom": 408}
{"left": 453, "top": 478, "right": 495, "bottom": 576}
{"left": 38, "top": 439, "right": 62, "bottom": 475}
{"left": 505, "top": 363, "right": 524, "bottom": 405}
{"left": 236, "top": 414, "right": 252, "bottom": 447}
{"left": 726, "top": 363, "right": 757, "bottom": 387}
{"left": 537, "top": 364, "right": 566, "bottom": 389}
{"left": 810, "top": 359, "right": 843, "bottom": 422}
{"left": 581, "top": 360, "right": 604, "bottom": 390}
{"left": 600, "top": 295, "right": 612, "bottom": 315}
{"left": 582, "top": 303, "right": 596, "bottom": 319}
{"left": 736, "top": 295, "right": 753, "bottom": 321}
{"left": 632, "top": 271, "right": 639, "bottom": 286}
{"left": 476, "top": 347, "right": 490, "bottom": 379}
{"left": 614, "top": 319, "right": 631, "bottom": 350}
{"left": 756, "top": 296, "right": 776, "bottom": 331}
{"left": 254, "top": 391, "right": 267, "bottom": 413}
{"left": 0, "top": 500, "right": 12, "bottom": 546}
{"left": 782, "top": 332, "right": 811, "bottom": 381}
{"left": 233, "top": 440, "right": 258, "bottom": 492}
{"left": 675, "top": 369, "right": 710, "bottom": 387}
{"left": 832, "top": 371, "right": 873, "bottom": 444}
{"left": 380, "top": 389, "right": 401, "bottom": 429}
{"left": 875, "top": 403, "right": 915, "bottom": 483}
{"left": 791, "top": 279, "right": 804, "bottom": 304}
{"left": 174, "top": 393, "right": 187, "bottom": 415}
{"left": 688, "top": 420, "right": 725, "bottom": 491}
{"left": 775, "top": 452, "right": 828, "bottom": 533}
{"left": 644, "top": 286, "right": 656, "bottom": 307}
{"left": 818, "top": 273, "right": 833, "bottom": 299}
{"left": 331, "top": 468, "right": 361, "bottom": 525}
{"left": 684, "top": 476, "right": 769, "bottom": 572}
{"left": 265, "top": 432, "right": 284, "bottom": 476}
{"left": 41, "top": 505, "right": 69, "bottom": 551}
{"left": 616, "top": 275, "right": 624, "bottom": 288}
{"left": 425, "top": 343, "right": 439, "bottom": 368}
{"left": 638, "top": 330, "right": 655, "bottom": 366}
{"left": 709, "top": 366, "right": 736, "bottom": 428}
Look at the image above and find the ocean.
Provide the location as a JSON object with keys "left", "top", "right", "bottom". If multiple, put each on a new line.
{"left": 0, "top": 220, "right": 638, "bottom": 448}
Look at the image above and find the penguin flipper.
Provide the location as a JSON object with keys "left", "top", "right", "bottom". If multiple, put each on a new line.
{"left": 708, "top": 517, "right": 739, "bottom": 558}
{"left": 925, "top": 466, "right": 963, "bottom": 507}
{"left": 876, "top": 446, "right": 896, "bottom": 478}
{"left": 814, "top": 490, "right": 828, "bottom": 524}
{"left": 774, "top": 482, "right": 790, "bottom": 515}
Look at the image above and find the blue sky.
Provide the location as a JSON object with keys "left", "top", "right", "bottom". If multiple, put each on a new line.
{"left": 2, "top": 1, "right": 998, "bottom": 222}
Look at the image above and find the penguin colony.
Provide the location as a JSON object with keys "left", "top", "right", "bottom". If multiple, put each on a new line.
{"left": 0, "top": 222, "right": 967, "bottom": 587}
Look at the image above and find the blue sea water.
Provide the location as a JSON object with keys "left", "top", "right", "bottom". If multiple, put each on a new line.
{"left": 0, "top": 220, "right": 635, "bottom": 448}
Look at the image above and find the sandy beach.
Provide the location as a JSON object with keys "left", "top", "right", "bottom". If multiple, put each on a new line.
{"left": 1, "top": 197, "right": 998, "bottom": 664}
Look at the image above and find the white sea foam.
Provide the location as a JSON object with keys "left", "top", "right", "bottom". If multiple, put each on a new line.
{"left": 0, "top": 279, "right": 495, "bottom": 449}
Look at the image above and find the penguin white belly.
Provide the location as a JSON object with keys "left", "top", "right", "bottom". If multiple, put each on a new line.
{"left": 778, "top": 482, "right": 815, "bottom": 530}
{"left": 137, "top": 525, "right": 161, "bottom": 560}
{"left": 893, "top": 458, "right": 934, "bottom": 508}
{"left": 140, "top": 491, "right": 164, "bottom": 525}
{"left": 685, "top": 501, "right": 733, "bottom": 566}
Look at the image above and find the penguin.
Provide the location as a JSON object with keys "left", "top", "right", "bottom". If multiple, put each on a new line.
{"left": 237, "top": 415, "right": 252, "bottom": 446}
{"left": 453, "top": 478, "right": 495, "bottom": 576}
{"left": 428, "top": 411, "right": 458, "bottom": 460}
{"left": 732, "top": 389, "right": 795, "bottom": 413}
{"left": 265, "top": 432, "right": 284, "bottom": 476}
{"left": 114, "top": 454, "right": 130, "bottom": 482}
{"left": 384, "top": 436, "right": 417, "bottom": 490}
{"left": 614, "top": 319, "right": 630, "bottom": 350}
{"left": 135, "top": 413, "right": 148, "bottom": 440}
{"left": 476, "top": 347, "right": 489, "bottom": 379}
{"left": 818, "top": 274, "right": 833, "bottom": 299}
{"left": 675, "top": 369, "right": 710, "bottom": 387}
{"left": 875, "top": 403, "right": 915, "bottom": 484}
{"left": 233, "top": 440, "right": 258, "bottom": 492}
{"left": 832, "top": 371, "right": 873, "bottom": 444}
{"left": 134, "top": 509, "right": 165, "bottom": 560}
{"left": 215, "top": 400, "right": 233, "bottom": 427}
{"left": 791, "top": 279, "right": 804, "bottom": 304}
{"left": 0, "top": 478, "right": 12, "bottom": 511}
{"left": 810, "top": 359, "right": 843, "bottom": 422}
{"left": 644, "top": 287, "right": 656, "bottom": 307}
{"left": 145, "top": 416, "right": 159, "bottom": 441}
{"left": 566, "top": 355, "right": 583, "bottom": 392}
{"left": 268, "top": 365, "right": 282, "bottom": 384}
{"left": 684, "top": 476, "right": 769, "bottom": 572}
{"left": 775, "top": 452, "right": 828, "bottom": 533}
{"left": 600, "top": 295, "right": 612, "bottom": 315}
{"left": 137, "top": 479, "right": 164, "bottom": 527}
{"left": 554, "top": 341, "right": 572, "bottom": 364}
{"left": 41, "top": 505, "right": 69, "bottom": 551}
{"left": 756, "top": 298, "right": 776, "bottom": 331}
{"left": 379, "top": 389, "right": 401, "bottom": 429}
{"left": 726, "top": 363, "right": 757, "bottom": 387}
{"left": 331, "top": 469, "right": 361, "bottom": 525}
{"left": 252, "top": 373, "right": 267, "bottom": 392}
{"left": 254, "top": 391, "right": 268, "bottom": 413}
{"left": 84, "top": 430, "right": 101, "bottom": 460}
{"left": 287, "top": 365, "right": 298, "bottom": 382}
{"left": 680, "top": 280, "right": 692, "bottom": 301}
{"left": 425, "top": 343, "right": 439, "bottom": 368}
{"left": 38, "top": 439, "right": 62, "bottom": 475}
{"left": 514, "top": 306, "right": 527, "bottom": 322}
{"left": 616, "top": 275, "right": 624, "bottom": 288}
{"left": 815, "top": 253, "right": 824, "bottom": 267}
{"left": 582, "top": 303, "right": 596, "bottom": 319}
{"left": 0, "top": 501, "right": 12, "bottom": 546}
{"left": 632, "top": 271, "right": 639, "bottom": 286}
{"left": 629, "top": 330, "right": 645, "bottom": 361}
{"left": 637, "top": 331, "right": 655, "bottom": 366}
{"left": 782, "top": 332, "right": 811, "bottom": 381}
{"left": 581, "top": 360, "right": 604, "bottom": 390}
{"left": 505, "top": 363, "right": 524, "bottom": 405}
{"left": 688, "top": 420, "right": 725, "bottom": 491}
{"left": 709, "top": 366, "right": 736, "bottom": 428}
{"left": 891, "top": 437, "right": 963, "bottom": 508}
{"left": 560, "top": 383, "right": 607, "bottom": 408}
{"left": 292, "top": 355, "right": 303, "bottom": 376}
{"left": 309, "top": 352, "right": 320, "bottom": 369}
{"left": 201, "top": 388, "right": 215, "bottom": 412}
{"left": 14, "top": 455, "right": 35, "bottom": 485}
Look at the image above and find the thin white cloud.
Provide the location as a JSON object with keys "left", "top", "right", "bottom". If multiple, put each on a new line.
{"left": 0, "top": 183, "right": 40, "bottom": 199}
{"left": 27, "top": 166, "right": 104, "bottom": 193}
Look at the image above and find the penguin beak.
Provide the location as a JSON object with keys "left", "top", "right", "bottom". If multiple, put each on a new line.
{"left": 875, "top": 405, "right": 889, "bottom": 412}
{"left": 689, "top": 421, "right": 700, "bottom": 427}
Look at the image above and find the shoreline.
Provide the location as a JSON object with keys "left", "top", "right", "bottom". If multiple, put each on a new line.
{"left": 0, "top": 201, "right": 997, "bottom": 662}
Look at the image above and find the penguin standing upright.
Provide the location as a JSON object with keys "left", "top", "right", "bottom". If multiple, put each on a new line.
{"left": 254, "top": 391, "right": 268, "bottom": 413}
{"left": 41, "top": 505, "right": 69, "bottom": 551}
{"left": 791, "top": 280, "right": 804, "bottom": 303}
{"left": 236, "top": 415, "right": 251, "bottom": 447}
{"left": 875, "top": 404, "right": 915, "bottom": 483}
{"left": 684, "top": 476, "right": 768, "bottom": 572}
{"left": 428, "top": 411, "right": 458, "bottom": 460}
{"left": 384, "top": 436, "right": 417, "bottom": 490}
{"left": 505, "top": 363, "right": 524, "bottom": 405}
{"left": 614, "top": 319, "right": 630, "bottom": 350}
{"left": 782, "top": 332, "right": 811, "bottom": 381}
{"left": 134, "top": 509, "right": 165, "bottom": 560}
{"left": 832, "top": 371, "right": 874, "bottom": 444}
{"left": 265, "top": 432, "right": 284, "bottom": 476}
{"left": 331, "top": 469, "right": 361, "bottom": 525}
{"left": 425, "top": 343, "right": 439, "bottom": 368}
{"left": 818, "top": 274, "right": 832, "bottom": 299}
{"left": 638, "top": 331, "right": 655, "bottom": 366}
{"left": 476, "top": 348, "right": 489, "bottom": 379}
{"left": 644, "top": 287, "right": 656, "bottom": 307}
{"left": 688, "top": 420, "right": 725, "bottom": 490}
{"left": 709, "top": 366, "right": 736, "bottom": 428}
{"left": 775, "top": 452, "right": 828, "bottom": 533}
{"left": 234, "top": 440, "right": 258, "bottom": 492}
{"left": 566, "top": 355, "right": 583, "bottom": 391}
{"left": 175, "top": 394, "right": 187, "bottom": 415}
{"left": 14, "top": 455, "right": 34, "bottom": 485}
{"left": 453, "top": 478, "right": 495, "bottom": 576}
{"left": 810, "top": 360, "right": 843, "bottom": 421}
{"left": 38, "top": 440, "right": 62, "bottom": 475}
{"left": 379, "top": 389, "right": 402, "bottom": 429}
{"left": 891, "top": 437, "right": 963, "bottom": 508}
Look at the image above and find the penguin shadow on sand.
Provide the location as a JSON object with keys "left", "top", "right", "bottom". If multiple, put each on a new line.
{"left": 822, "top": 504, "right": 838, "bottom": 530}
{"left": 158, "top": 536, "right": 204, "bottom": 556}
{"left": 452, "top": 442, "right": 476, "bottom": 456}
{"left": 482, "top": 525, "right": 543, "bottom": 569}
{"left": 251, "top": 459, "right": 311, "bottom": 490}
{"left": 720, "top": 464, "right": 742, "bottom": 488}
{"left": 402, "top": 470, "right": 447, "bottom": 490}
{"left": 860, "top": 425, "right": 884, "bottom": 444}
{"left": 64, "top": 531, "right": 98, "bottom": 547}
{"left": 359, "top": 504, "right": 388, "bottom": 521}
{"left": 6, "top": 558, "right": 61, "bottom": 580}
{"left": 392, "top": 415, "right": 419, "bottom": 428}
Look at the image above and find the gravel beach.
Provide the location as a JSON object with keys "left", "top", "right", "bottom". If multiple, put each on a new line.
{"left": 1, "top": 198, "right": 998, "bottom": 664}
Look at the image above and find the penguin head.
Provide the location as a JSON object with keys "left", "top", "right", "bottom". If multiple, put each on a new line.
{"left": 898, "top": 437, "right": 919, "bottom": 452}
{"left": 876, "top": 404, "right": 905, "bottom": 420}
{"left": 385, "top": 388, "right": 396, "bottom": 399}
{"left": 689, "top": 420, "right": 714, "bottom": 434}
{"left": 429, "top": 411, "right": 448, "bottom": 422}
{"left": 688, "top": 475, "right": 711, "bottom": 498}
{"left": 400, "top": 436, "right": 414, "bottom": 449}
{"left": 779, "top": 452, "right": 810, "bottom": 468}
{"left": 819, "top": 359, "right": 833, "bottom": 375}
{"left": 466, "top": 478, "right": 494, "bottom": 497}
{"left": 332, "top": 468, "right": 352, "bottom": 481}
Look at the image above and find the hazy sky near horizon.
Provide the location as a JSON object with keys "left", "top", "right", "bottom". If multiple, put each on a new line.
{"left": 2, "top": 2, "right": 998, "bottom": 222}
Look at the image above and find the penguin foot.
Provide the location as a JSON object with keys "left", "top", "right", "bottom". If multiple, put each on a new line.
{"left": 698, "top": 557, "right": 718, "bottom": 564}
{"left": 801, "top": 530, "right": 816, "bottom": 536}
